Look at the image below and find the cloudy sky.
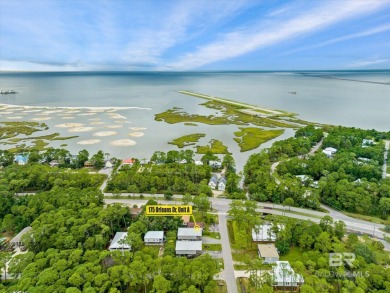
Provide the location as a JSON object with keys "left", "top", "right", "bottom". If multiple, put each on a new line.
{"left": 1, "top": 0, "right": 390, "bottom": 71}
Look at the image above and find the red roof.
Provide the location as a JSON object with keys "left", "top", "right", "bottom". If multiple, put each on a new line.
{"left": 123, "top": 158, "right": 135, "bottom": 164}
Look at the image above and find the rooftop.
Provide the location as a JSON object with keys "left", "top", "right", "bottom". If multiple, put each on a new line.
{"left": 175, "top": 240, "right": 202, "bottom": 251}
{"left": 178, "top": 228, "right": 202, "bottom": 237}
{"left": 258, "top": 244, "right": 279, "bottom": 258}
{"left": 144, "top": 231, "right": 164, "bottom": 239}
{"left": 109, "top": 232, "right": 131, "bottom": 250}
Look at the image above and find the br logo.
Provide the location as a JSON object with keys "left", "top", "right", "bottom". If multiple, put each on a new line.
{"left": 329, "top": 253, "right": 356, "bottom": 267}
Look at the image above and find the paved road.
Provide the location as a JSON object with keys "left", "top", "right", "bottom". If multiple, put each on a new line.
{"left": 218, "top": 213, "right": 237, "bottom": 293}
{"left": 383, "top": 140, "right": 389, "bottom": 179}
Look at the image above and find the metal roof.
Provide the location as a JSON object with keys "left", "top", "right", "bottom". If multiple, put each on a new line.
{"left": 10, "top": 226, "right": 32, "bottom": 243}
{"left": 175, "top": 240, "right": 202, "bottom": 251}
{"left": 144, "top": 231, "right": 164, "bottom": 240}
{"left": 108, "top": 232, "right": 131, "bottom": 250}
{"left": 178, "top": 228, "right": 202, "bottom": 237}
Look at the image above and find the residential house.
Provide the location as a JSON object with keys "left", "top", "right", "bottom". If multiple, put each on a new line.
{"left": 123, "top": 158, "right": 135, "bottom": 166}
{"left": 208, "top": 175, "right": 218, "bottom": 189}
{"left": 322, "top": 147, "right": 337, "bottom": 158}
{"left": 362, "top": 139, "right": 374, "bottom": 147}
{"left": 108, "top": 232, "right": 131, "bottom": 251}
{"left": 179, "top": 159, "right": 187, "bottom": 164}
{"left": 252, "top": 223, "right": 283, "bottom": 242}
{"left": 129, "top": 208, "right": 142, "bottom": 219}
{"left": 217, "top": 177, "right": 227, "bottom": 191}
{"left": 84, "top": 161, "right": 93, "bottom": 167}
{"left": 105, "top": 161, "right": 113, "bottom": 168}
{"left": 15, "top": 155, "right": 28, "bottom": 165}
{"left": 175, "top": 240, "right": 202, "bottom": 256}
{"left": 209, "top": 160, "right": 222, "bottom": 169}
{"left": 258, "top": 244, "right": 279, "bottom": 264}
{"left": 10, "top": 226, "right": 32, "bottom": 248}
{"left": 49, "top": 160, "right": 59, "bottom": 167}
{"left": 144, "top": 231, "right": 164, "bottom": 245}
{"left": 181, "top": 215, "right": 190, "bottom": 227}
{"left": 272, "top": 261, "right": 304, "bottom": 290}
{"left": 195, "top": 161, "right": 203, "bottom": 166}
{"left": 177, "top": 228, "right": 202, "bottom": 241}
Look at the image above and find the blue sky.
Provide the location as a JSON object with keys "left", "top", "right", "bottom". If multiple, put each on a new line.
{"left": 1, "top": 0, "right": 390, "bottom": 71}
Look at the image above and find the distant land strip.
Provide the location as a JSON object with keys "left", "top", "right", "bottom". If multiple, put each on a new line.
{"left": 301, "top": 73, "right": 390, "bottom": 85}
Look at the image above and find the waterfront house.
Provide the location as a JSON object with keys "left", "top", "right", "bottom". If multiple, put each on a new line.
{"left": 144, "top": 231, "right": 164, "bottom": 245}
{"left": 108, "top": 232, "right": 131, "bottom": 251}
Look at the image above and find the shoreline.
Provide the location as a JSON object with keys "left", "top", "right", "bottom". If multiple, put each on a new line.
{"left": 0, "top": 103, "right": 152, "bottom": 111}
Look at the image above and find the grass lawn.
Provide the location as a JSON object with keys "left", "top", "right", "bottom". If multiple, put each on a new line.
{"left": 279, "top": 246, "right": 306, "bottom": 263}
{"left": 168, "top": 133, "right": 205, "bottom": 148}
{"left": 203, "top": 244, "right": 222, "bottom": 251}
{"left": 141, "top": 245, "right": 161, "bottom": 258}
{"left": 233, "top": 127, "right": 284, "bottom": 152}
{"left": 203, "top": 231, "right": 221, "bottom": 239}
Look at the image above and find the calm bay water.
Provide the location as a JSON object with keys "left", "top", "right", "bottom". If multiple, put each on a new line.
{"left": 0, "top": 71, "right": 389, "bottom": 170}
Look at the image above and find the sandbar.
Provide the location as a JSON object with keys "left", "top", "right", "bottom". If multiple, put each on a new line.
{"left": 93, "top": 131, "right": 117, "bottom": 137}
{"left": 55, "top": 123, "right": 84, "bottom": 128}
{"left": 128, "top": 132, "right": 144, "bottom": 137}
{"left": 110, "top": 139, "right": 137, "bottom": 146}
{"left": 90, "top": 121, "right": 106, "bottom": 125}
{"left": 77, "top": 139, "right": 101, "bottom": 145}
{"left": 78, "top": 113, "right": 97, "bottom": 116}
{"left": 61, "top": 116, "right": 75, "bottom": 119}
{"left": 130, "top": 127, "right": 147, "bottom": 131}
{"left": 68, "top": 127, "right": 95, "bottom": 133}
{"left": 32, "top": 117, "right": 52, "bottom": 121}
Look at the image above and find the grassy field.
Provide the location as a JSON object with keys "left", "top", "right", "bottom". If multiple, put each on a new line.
{"left": 196, "top": 139, "right": 230, "bottom": 154}
{"left": 203, "top": 244, "right": 222, "bottom": 251}
{"left": 234, "top": 127, "right": 284, "bottom": 152}
{"left": 184, "top": 122, "right": 198, "bottom": 126}
{"left": 203, "top": 231, "right": 221, "bottom": 239}
{"left": 0, "top": 121, "right": 48, "bottom": 139}
{"left": 168, "top": 133, "right": 206, "bottom": 148}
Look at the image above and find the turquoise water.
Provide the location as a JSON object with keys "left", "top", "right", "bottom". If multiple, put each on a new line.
{"left": 0, "top": 71, "right": 389, "bottom": 170}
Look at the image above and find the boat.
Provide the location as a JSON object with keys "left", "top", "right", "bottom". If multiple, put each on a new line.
{"left": 0, "top": 90, "right": 17, "bottom": 94}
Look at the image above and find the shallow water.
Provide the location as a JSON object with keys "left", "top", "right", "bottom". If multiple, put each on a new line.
{"left": 1, "top": 71, "right": 389, "bottom": 171}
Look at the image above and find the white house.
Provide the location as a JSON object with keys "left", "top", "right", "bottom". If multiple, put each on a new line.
{"left": 10, "top": 226, "right": 32, "bottom": 248}
{"left": 49, "top": 160, "right": 59, "bottom": 167}
{"left": 208, "top": 175, "right": 218, "bottom": 189}
{"left": 105, "top": 161, "right": 113, "bottom": 168}
{"left": 209, "top": 160, "right": 222, "bottom": 169}
{"left": 258, "top": 244, "right": 279, "bottom": 264}
{"left": 218, "top": 177, "right": 227, "bottom": 191}
{"left": 362, "top": 139, "right": 374, "bottom": 147}
{"left": 322, "top": 147, "right": 337, "bottom": 158}
{"left": 144, "top": 231, "right": 164, "bottom": 245}
{"left": 252, "top": 223, "right": 283, "bottom": 242}
{"left": 195, "top": 161, "right": 203, "bottom": 166}
{"left": 179, "top": 159, "right": 187, "bottom": 164}
{"left": 177, "top": 228, "right": 202, "bottom": 241}
{"left": 175, "top": 240, "right": 202, "bottom": 256}
{"left": 272, "top": 261, "right": 304, "bottom": 289}
{"left": 108, "top": 232, "right": 131, "bottom": 251}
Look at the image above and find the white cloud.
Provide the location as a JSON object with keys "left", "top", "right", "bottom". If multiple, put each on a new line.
{"left": 283, "top": 24, "right": 390, "bottom": 55}
{"left": 348, "top": 59, "right": 390, "bottom": 67}
{"left": 164, "top": 0, "right": 390, "bottom": 70}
